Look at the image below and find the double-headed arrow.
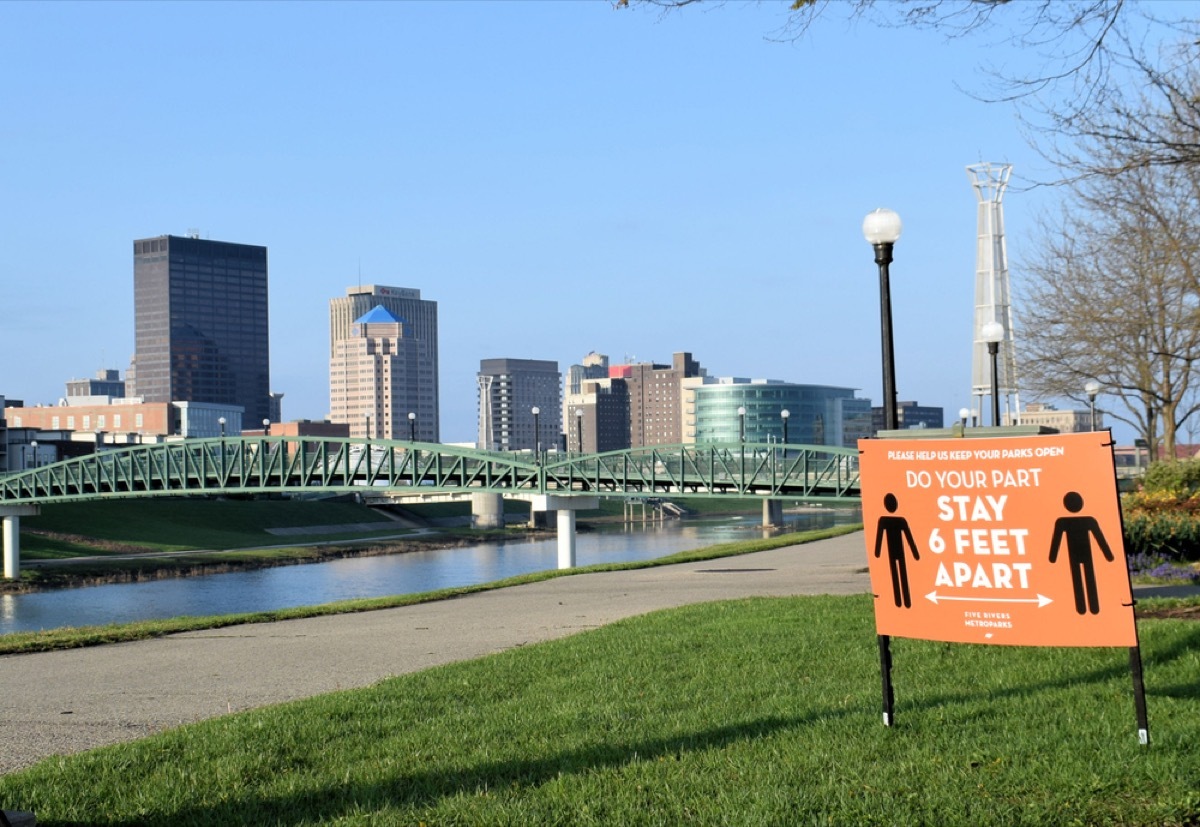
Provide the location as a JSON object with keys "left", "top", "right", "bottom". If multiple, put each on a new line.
{"left": 925, "top": 591, "right": 1053, "bottom": 608}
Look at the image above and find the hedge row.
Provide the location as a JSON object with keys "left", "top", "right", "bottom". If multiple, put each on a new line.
{"left": 1122, "top": 458, "right": 1200, "bottom": 562}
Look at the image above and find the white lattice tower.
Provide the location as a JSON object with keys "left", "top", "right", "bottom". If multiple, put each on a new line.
{"left": 968, "top": 163, "right": 1021, "bottom": 425}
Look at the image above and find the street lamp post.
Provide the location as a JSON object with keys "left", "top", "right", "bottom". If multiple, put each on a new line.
{"left": 408, "top": 411, "right": 417, "bottom": 442}
{"left": 780, "top": 409, "right": 789, "bottom": 445}
{"left": 737, "top": 406, "right": 746, "bottom": 443}
{"left": 863, "top": 207, "right": 903, "bottom": 728}
{"left": 218, "top": 417, "right": 226, "bottom": 439}
{"left": 29, "top": 440, "right": 37, "bottom": 470}
{"left": 262, "top": 418, "right": 271, "bottom": 436}
{"left": 1085, "top": 380, "right": 1101, "bottom": 432}
{"left": 981, "top": 321, "right": 1004, "bottom": 427}
{"left": 864, "top": 208, "right": 903, "bottom": 436}
{"left": 575, "top": 408, "right": 584, "bottom": 453}
{"left": 959, "top": 407, "right": 971, "bottom": 429}
{"left": 532, "top": 407, "right": 541, "bottom": 459}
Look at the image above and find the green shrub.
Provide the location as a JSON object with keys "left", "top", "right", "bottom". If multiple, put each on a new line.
{"left": 1122, "top": 477, "right": 1200, "bottom": 562}
{"left": 1142, "top": 457, "right": 1200, "bottom": 495}
{"left": 1123, "top": 510, "right": 1200, "bottom": 562}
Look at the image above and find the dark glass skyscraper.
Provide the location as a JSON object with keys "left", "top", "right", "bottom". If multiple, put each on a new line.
{"left": 132, "top": 235, "right": 270, "bottom": 424}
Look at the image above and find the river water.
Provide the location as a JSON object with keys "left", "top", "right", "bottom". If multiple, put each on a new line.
{"left": 0, "top": 511, "right": 860, "bottom": 635}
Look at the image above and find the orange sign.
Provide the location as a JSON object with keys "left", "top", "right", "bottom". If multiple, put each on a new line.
{"left": 858, "top": 432, "right": 1136, "bottom": 647}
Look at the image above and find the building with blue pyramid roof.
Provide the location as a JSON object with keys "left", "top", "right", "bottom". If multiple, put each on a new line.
{"left": 329, "top": 285, "right": 439, "bottom": 441}
{"left": 355, "top": 305, "right": 406, "bottom": 325}
{"left": 330, "top": 304, "right": 434, "bottom": 441}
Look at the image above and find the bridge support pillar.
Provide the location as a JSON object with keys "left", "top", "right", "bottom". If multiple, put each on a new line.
{"left": 528, "top": 495, "right": 599, "bottom": 569}
{"left": 556, "top": 508, "right": 577, "bottom": 569}
{"left": 471, "top": 493, "right": 505, "bottom": 529}
{"left": 1, "top": 506, "right": 40, "bottom": 580}
{"left": 763, "top": 499, "right": 784, "bottom": 529}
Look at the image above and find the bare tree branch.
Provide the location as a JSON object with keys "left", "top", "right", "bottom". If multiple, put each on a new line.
{"left": 1018, "top": 159, "right": 1200, "bottom": 457}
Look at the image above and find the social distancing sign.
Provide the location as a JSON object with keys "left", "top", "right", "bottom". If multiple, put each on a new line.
{"left": 859, "top": 432, "right": 1136, "bottom": 647}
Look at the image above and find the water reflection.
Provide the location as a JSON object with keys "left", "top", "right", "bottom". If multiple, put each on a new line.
{"left": 1, "top": 512, "right": 858, "bottom": 635}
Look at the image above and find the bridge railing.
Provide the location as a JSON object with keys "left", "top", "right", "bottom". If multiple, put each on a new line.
{"left": 0, "top": 438, "right": 544, "bottom": 505}
{"left": 0, "top": 438, "right": 860, "bottom": 505}
{"left": 543, "top": 443, "right": 860, "bottom": 500}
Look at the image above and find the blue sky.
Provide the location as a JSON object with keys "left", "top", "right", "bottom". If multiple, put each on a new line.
{"left": 3, "top": 0, "right": 1084, "bottom": 443}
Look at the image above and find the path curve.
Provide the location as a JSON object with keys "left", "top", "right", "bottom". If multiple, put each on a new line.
{"left": 0, "top": 531, "right": 870, "bottom": 775}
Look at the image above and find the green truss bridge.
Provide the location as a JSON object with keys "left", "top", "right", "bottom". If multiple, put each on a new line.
{"left": 0, "top": 436, "right": 861, "bottom": 577}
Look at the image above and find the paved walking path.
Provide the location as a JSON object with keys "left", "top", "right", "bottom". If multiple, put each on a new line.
{"left": 0, "top": 531, "right": 872, "bottom": 775}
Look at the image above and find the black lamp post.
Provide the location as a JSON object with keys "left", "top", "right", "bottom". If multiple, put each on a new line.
{"left": 981, "top": 321, "right": 1004, "bottom": 427}
{"left": 29, "top": 440, "right": 37, "bottom": 470}
{"left": 408, "top": 411, "right": 417, "bottom": 442}
{"left": 575, "top": 408, "right": 584, "bottom": 453}
{"left": 780, "top": 409, "right": 789, "bottom": 445}
{"left": 1085, "top": 380, "right": 1101, "bottom": 432}
{"left": 864, "top": 208, "right": 903, "bottom": 434}
{"left": 218, "top": 417, "right": 226, "bottom": 439}
{"left": 737, "top": 406, "right": 746, "bottom": 444}
{"left": 262, "top": 418, "right": 271, "bottom": 436}
{"left": 959, "top": 407, "right": 970, "bottom": 429}
{"left": 863, "top": 206, "right": 903, "bottom": 728}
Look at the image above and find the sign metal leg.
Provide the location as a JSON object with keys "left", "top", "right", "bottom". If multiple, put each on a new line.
{"left": 879, "top": 634, "right": 895, "bottom": 726}
{"left": 1129, "top": 645, "right": 1150, "bottom": 745}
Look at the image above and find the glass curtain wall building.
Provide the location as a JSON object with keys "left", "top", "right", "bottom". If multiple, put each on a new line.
{"left": 693, "top": 382, "right": 873, "bottom": 447}
{"left": 132, "top": 235, "right": 270, "bottom": 426}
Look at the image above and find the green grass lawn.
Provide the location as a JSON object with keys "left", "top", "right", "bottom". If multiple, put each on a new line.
{"left": 21, "top": 498, "right": 404, "bottom": 556}
{"left": 16, "top": 497, "right": 769, "bottom": 561}
{"left": 2, "top": 595, "right": 1197, "bottom": 825}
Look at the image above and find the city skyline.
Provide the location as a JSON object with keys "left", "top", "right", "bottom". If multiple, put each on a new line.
{"left": 4, "top": 1, "right": 1119, "bottom": 443}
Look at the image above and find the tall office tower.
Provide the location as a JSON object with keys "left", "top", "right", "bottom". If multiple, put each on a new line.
{"left": 563, "top": 351, "right": 611, "bottom": 447}
{"left": 329, "top": 285, "right": 439, "bottom": 435}
{"left": 132, "top": 234, "right": 271, "bottom": 424}
{"left": 566, "top": 376, "right": 631, "bottom": 454}
{"left": 968, "top": 163, "right": 1021, "bottom": 425}
{"left": 623, "top": 352, "right": 704, "bottom": 447}
{"left": 477, "top": 358, "right": 561, "bottom": 452}
{"left": 564, "top": 351, "right": 609, "bottom": 395}
{"left": 330, "top": 306, "right": 435, "bottom": 440}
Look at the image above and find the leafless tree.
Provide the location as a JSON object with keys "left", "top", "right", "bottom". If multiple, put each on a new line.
{"left": 620, "top": 1, "right": 1200, "bottom": 177}
{"left": 1037, "top": 36, "right": 1200, "bottom": 181}
{"left": 1018, "top": 155, "right": 1200, "bottom": 458}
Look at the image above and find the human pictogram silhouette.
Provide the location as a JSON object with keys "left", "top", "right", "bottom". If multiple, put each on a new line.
{"left": 1048, "top": 491, "right": 1115, "bottom": 615}
{"left": 874, "top": 492, "right": 920, "bottom": 608}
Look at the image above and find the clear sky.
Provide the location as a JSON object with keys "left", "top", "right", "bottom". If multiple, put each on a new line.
{"left": 2, "top": 0, "right": 1090, "bottom": 443}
